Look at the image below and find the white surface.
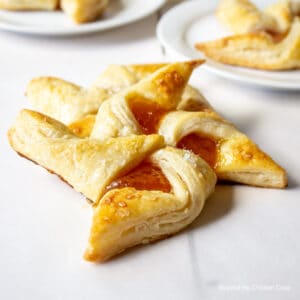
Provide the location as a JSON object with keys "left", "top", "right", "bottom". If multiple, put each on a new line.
{"left": 0, "top": 0, "right": 165, "bottom": 36}
{"left": 157, "top": 0, "right": 300, "bottom": 90}
{"left": 0, "top": 3, "right": 300, "bottom": 300}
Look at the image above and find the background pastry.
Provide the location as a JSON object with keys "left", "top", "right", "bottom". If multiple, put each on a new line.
{"left": 0, "top": 0, "right": 58, "bottom": 10}
{"left": 60, "top": 0, "right": 109, "bottom": 23}
{"left": 196, "top": 18, "right": 300, "bottom": 70}
{"left": 197, "top": 0, "right": 300, "bottom": 70}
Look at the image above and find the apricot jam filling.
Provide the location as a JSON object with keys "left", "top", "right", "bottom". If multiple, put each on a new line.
{"left": 128, "top": 97, "right": 169, "bottom": 134}
{"left": 177, "top": 133, "right": 218, "bottom": 169}
{"left": 105, "top": 162, "right": 171, "bottom": 193}
{"left": 266, "top": 31, "right": 287, "bottom": 43}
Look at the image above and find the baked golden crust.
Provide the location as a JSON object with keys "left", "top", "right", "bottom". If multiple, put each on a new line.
{"left": 158, "top": 111, "right": 287, "bottom": 188}
{"left": 8, "top": 109, "right": 216, "bottom": 262}
{"left": 60, "top": 0, "right": 109, "bottom": 23}
{"left": 217, "top": 0, "right": 300, "bottom": 34}
{"left": 196, "top": 18, "right": 300, "bottom": 70}
{"left": 0, "top": 0, "right": 58, "bottom": 10}
{"left": 91, "top": 61, "right": 204, "bottom": 140}
{"left": 8, "top": 109, "right": 164, "bottom": 204}
{"left": 217, "top": 0, "right": 277, "bottom": 34}
{"left": 26, "top": 77, "right": 108, "bottom": 125}
{"left": 84, "top": 147, "right": 216, "bottom": 262}
{"left": 26, "top": 62, "right": 209, "bottom": 127}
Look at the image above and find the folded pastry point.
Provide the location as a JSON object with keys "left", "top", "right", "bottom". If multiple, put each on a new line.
{"left": 159, "top": 111, "right": 287, "bottom": 188}
{"left": 84, "top": 147, "right": 216, "bottom": 262}
{"left": 91, "top": 61, "right": 204, "bottom": 140}
{"left": 8, "top": 109, "right": 165, "bottom": 203}
{"left": 195, "top": 18, "right": 300, "bottom": 70}
{"left": 265, "top": 0, "right": 296, "bottom": 33}
{"left": 60, "top": 0, "right": 109, "bottom": 23}
{"left": 0, "top": 0, "right": 58, "bottom": 10}
{"left": 217, "top": 0, "right": 278, "bottom": 34}
{"left": 26, "top": 77, "right": 108, "bottom": 125}
{"left": 93, "top": 63, "right": 168, "bottom": 93}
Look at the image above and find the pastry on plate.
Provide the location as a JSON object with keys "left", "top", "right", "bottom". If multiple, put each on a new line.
{"left": 217, "top": 0, "right": 300, "bottom": 34}
{"left": 196, "top": 18, "right": 300, "bottom": 70}
{"left": 217, "top": 0, "right": 278, "bottom": 34}
{"left": 60, "top": 0, "right": 109, "bottom": 23}
{"left": 0, "top": 0, "right": 109, "bottom": 23}
{"left": 197, "top": 0, "right": 300, "bottom": 70}
{"left": 8, "top": 109, "right": 216, "bottom": 262}
{"left": 0, "top": 0, "right": 58, "bottom": 10}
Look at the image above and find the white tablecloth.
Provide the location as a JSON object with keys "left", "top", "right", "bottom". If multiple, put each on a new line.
{"left": 1, "top": 4, "right": 299, "bottom": 300}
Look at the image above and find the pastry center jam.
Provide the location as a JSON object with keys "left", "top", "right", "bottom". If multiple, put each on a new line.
{"left": 266, "top": 31, "right": 287, "bottom": 43}
{"left": 177, "top": 133, "right": 218, "bottom": 168}
{"left": 105, "top": 162, "right": 171, "bottom": 193}
{"left": 129, "top": 97, "right": 169, "bottom": 134}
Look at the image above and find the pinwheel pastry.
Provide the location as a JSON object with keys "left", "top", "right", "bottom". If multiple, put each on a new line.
{"left": 196, "top": 0, "right": 300, "bottom": 70}
{"left": 0, "top": 0, "right": 58, "bottom": 10}
{"left": 0, "top": 0, "right": 109, "bottom": 23}
{"left": 88, "top": 62, "right": 287, "bottom": 188}
{"left": 8, "top": 109, "right": 216, "bottom": 262}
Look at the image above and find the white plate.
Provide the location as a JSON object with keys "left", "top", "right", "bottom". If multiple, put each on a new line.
{"left": 157, "top": 0, "right": 300, "bottom": 90}
{"left": 0, "top": 0, "right": 165, "bottom": 36}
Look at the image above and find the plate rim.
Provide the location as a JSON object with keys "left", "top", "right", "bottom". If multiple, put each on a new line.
{"left": 157, "top": 0, "right": 300, "bottom": 91}
{"left": 0, "top": 0, "right": 166, "bottom": 36}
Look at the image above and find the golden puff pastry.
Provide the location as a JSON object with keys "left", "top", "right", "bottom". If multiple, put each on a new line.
{"left": 26, "top": 62, "right": 211, "bottom": 131}
{"left": 265, "top": 0, "right": 300, "bottom": 33}
{"left": 60, "top": 0, "right": 109, "bottom": 23}
{"left": 90, "top": 67, "right": 286, "bottom": 188}
{"left": 94, "top": 63, "right": 215, "bottom": 113}
{"left": 217, "top": 0, "right": 276, "bottom": 34}
{"left": 196, "top": 18, "right": 300, "bottom": 70}
{"left": 8, "top": 109, "right": 216, "bottom": 262}
{"left": 68, "top": 84, "right": 216, "bottom": 139}
{"left": 91, "top": 60, "right": 204, "bottom": 141}
{"left": 0, "top": 0, "right": 58, "bottom": 10}
{"left": 84, "top": 146, "right": 216, "bottom": 262}
{"left": 8, "top": 109, "right": 164, "bottom": 204}
{"left": 26, "top": 77, "right": 109, "bottom": 125}
{"left": 217, "top": 0, "right": 300, "bottom": 34}
{"left": 158, "top": 111, "right": 287, "bottom": 188}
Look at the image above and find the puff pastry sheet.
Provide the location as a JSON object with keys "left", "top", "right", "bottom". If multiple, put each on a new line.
{"left": 85, "top": 147, "right": 216, "bottom": 262}
{"left": 8, "top": 109, "right": 164, "bottom": 204}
